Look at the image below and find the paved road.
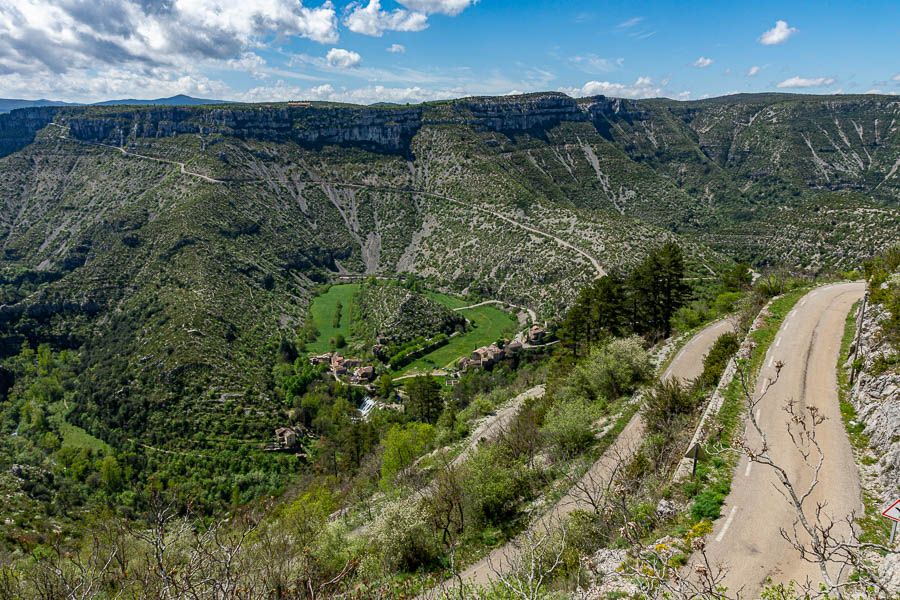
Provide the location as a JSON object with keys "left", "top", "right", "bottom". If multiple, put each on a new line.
{"left": 432, "top": 318, "right": 734, "bottom": 591}
{"left": 698, "top": 282, "right": 864, "bottom": 599}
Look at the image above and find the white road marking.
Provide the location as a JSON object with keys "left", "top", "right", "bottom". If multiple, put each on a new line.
{"left": 775, "top": 337, "right": 781, "bottom": 347}
{"left": 716, "top": 506, "right": 738, "bottom": 542}
{"left": 768, "top": 357, "right": 774, "bottom": 369}
{"left": 756, "top": 408, "right": 761, "bottom": 421}
{"left": 800, "top": 298, "right": 807, "bottom": 307}
{"left": 745, "top": 460, "right": 753, "bottom": 476}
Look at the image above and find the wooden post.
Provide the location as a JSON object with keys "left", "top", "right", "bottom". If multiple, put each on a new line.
{"left": 692, "top": 444, "right": 699, "bottom": 478}
{"left": 892, "top": 520, "right": 897, "bottom": 546}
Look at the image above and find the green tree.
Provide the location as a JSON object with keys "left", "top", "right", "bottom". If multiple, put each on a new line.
{"left": 627, "top": 242, "right": 690, "bottom": 338}
{"left": 380, "top": 422, "right": 434, "bottom": 490}
{"left": 560, "top": 274, "right": 626, "bottom": 357}
{"left": 99, "top": 455, "right": 123, "bottom": 492}
{"left": 722, "top": 262, "right": 753, "bottom": 292}
{"left": 376, "top": 374, "right": 394, "bottom": 398}
{"left": 405, "top": 376, "right": 443, "bottom": 424}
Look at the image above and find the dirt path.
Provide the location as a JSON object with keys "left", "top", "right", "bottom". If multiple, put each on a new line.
{"left": 428, "top": 318, "right": 733, "bottom": 592}
{"left": 697, "top": 282, "right": 864, "bottom": 598}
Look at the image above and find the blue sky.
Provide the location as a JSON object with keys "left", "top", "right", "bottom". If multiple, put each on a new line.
{"left": 1, "top": 0, "right": 898, "bottom": 103}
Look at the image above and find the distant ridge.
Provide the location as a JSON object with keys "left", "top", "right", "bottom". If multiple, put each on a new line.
{"left": 0, "top": 98, "right": 77, "bottom": 113}
{"left": 0, "top": 94, "right": 232, "bottom": 113}
{"left": 91, "top": 93, "right": 234, "bottom": 107}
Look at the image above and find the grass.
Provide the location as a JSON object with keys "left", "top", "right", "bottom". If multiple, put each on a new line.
{"left": 394, "top": 301, "right": 518, "bottom": 377}
{"left": 835, "top": 301, "right": 894, "bottom": 547}
{"left": 49, "top": 401, "right": 111, "bottom": 454}
{"left": 306, "top": 284, "right": 359, "bottom": 354}
{"left": 302, "top": 283, "right": 519, "bottom": 376}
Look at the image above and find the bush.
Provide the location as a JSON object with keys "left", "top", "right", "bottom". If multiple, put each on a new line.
{"left": 370, "top": 497, "right": 437, "bottom": 571}
{"left": 700, "top": 332, "right": 740, "bottom": 387}
{"left": 541, "top": 395, "right": 601, "bottom": 458}
{"left": 380, "top": 423, "right": 434, "bottom": 490}
{"left": 463, "top": 444, "right": 520, "bottom": 527}
{"left": 642, "top": 378, "right": 698, "bottom": 436}
{"left": 577, "top": 336, "right": 652, "bottom": 401}
{"left": 691, "top": 483, "right": 728, "bottom": 521}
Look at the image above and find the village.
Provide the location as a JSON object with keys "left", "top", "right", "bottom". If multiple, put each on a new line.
{"left": 266, "top": 323, "right": 552, "bottom": 452}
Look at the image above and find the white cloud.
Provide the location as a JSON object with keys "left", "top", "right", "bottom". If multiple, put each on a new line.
{"left": 864, "top": 89, "right": 883, "bottom": 94}
{"left": 326, "top": 48, "right": 361, "bottom": 68}
{"left": 344, "top": 0, "right": 428, "bottom": 37}
{"left": 0, "top": 0, "right": 339, "bottom": 94}
{"left": 892, "top": 74, "right": 900, "bottom": 82}
{"left": 560, "top": 76, "right": 662, "bottom": 99}
{"left": 617, "top": 17, "right": 644, "bottom": 28}
{"left": 569, "top": 55, "right": 624, "bottom": 74}
{"left": 387, "top": 44, "right": 406, "bottom": 53}
{"left": 776, "top": 76, "right": 836, "bottom": 88}
{"left": 676, "top": 91, "right": 691, "bottom": 100}
{"left": 747, "top": 65, "right": 761, "bottom": 77}
{"left": 396, "top": 0, "right": 478, "bottom": 16}
{"left": 0, "top": 65, "right": 234, "bottom": 104}
{"left": 692, "top": 56, "right": 714, "bottom": 68}
{"left": 758, "top": 20, "right": 797, "bottom": 45}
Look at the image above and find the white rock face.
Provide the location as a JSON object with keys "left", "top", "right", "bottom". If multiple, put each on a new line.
{"left": 849, "top": 301, "right": 900, "bottom": 495}
{"left": 847, "top": 295, "right": 900, "bottom": 595}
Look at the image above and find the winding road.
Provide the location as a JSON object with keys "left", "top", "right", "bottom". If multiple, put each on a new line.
{"left": 697, "top": 282, "right": 865, "bottom": 598}
{"left": 48, "top": 123, "right": 225, "bottom": 183}
{"left": 428, "top": 318, "right": 734, "bottom": 592}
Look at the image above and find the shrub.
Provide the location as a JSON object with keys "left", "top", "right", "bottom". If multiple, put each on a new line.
{"left": 541, "top": 395, "right": 601, "bottom": 458}
{"left": 642, "top": 378, "right": 697, "bottom": 436}
{"left": 577, "top": 336, "right": 652, "bottom": 400}
{"left": 700, "top": 332, "right": 740, "bottom": 387}
{"left": 691, "top": 480, "right": 730, "bottom": 522}
{"left": 463, "top": 444, "right": 520, "bottom": 527}
{"left": 380, "top": 423, "right": 434, "bottom": 490}
{"left": 369, "top": 497, "right": 437, "bottom": 571}
{"left": 691, "top": 487, "right": 725, "bottom": 521}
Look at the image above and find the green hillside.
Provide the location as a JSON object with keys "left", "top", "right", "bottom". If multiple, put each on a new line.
{"left": 0, "top": 92, "right": 898, "bottom": 517}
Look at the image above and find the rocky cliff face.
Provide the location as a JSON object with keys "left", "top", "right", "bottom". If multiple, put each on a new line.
{"left": 460, "top": 93, "right": 588, "bottom": 131}
{"left": 0, "top": 106, "right": 60, "bottom": 157}
{"left": 66, "top": 104, "right": 427, "bottom": 152}
{"left": 846, "top": 284, "right": 899, "bottom": 594}
{"left": 848, "top": 293, "right": 900, "bottom": 495}
{"left": 60, "top": 93, "right": 606, "bottom": 151}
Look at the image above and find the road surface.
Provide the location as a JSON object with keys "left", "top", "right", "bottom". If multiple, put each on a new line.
{"left": 698, "top": 282, "right": 865, "bottom": 598}
{"left": 431, "top": 318, "right": 734, "bottom": 591}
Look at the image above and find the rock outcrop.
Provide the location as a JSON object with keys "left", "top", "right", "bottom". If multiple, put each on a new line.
{"left": 0, "top": 106, "right": 60, "bottom": 157}
{"left": 846, "top": 289, "right": 899, "bottom": 595}
{"left": 57, "top": 93, "right": 610, "bottom": 152}
{"left": 848, "top": 296, "right": 900, "bottom": 496}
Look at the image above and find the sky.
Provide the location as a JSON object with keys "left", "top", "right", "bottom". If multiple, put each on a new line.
{"left": 0, "top": 0, "right": 898, "bottom": 104}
